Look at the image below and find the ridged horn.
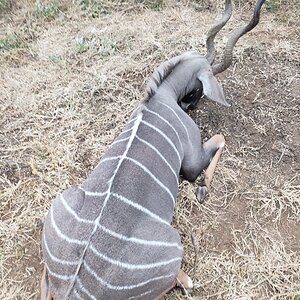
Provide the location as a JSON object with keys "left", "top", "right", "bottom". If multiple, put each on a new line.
{"left": 212, "top": 0, "right": 266, "bottom": 75}
{"left": 205, "top": 0, "right": 233, "bottom": 64}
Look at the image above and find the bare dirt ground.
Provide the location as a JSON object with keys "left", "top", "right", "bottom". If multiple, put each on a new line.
{"left": 0, "top": 0, "right": 299, "bottom": 299}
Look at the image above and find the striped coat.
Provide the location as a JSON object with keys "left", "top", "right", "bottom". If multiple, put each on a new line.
{"left": 42, "top": 0, "right": 267, "bottom": 293}
{"left": 42, "top": 52, "right": 225, "bottom": 299}
{"left": 42, "top": 102, "right": 195, "bottom": 299}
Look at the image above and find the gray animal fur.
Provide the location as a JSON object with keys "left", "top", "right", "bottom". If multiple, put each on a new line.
{"left": 42, "top": 51, "right": 227, "bottom": 299}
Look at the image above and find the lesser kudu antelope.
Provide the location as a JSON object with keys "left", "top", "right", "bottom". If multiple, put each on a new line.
{"left": 41, "top": 0, "right": 265, "bottom": 298}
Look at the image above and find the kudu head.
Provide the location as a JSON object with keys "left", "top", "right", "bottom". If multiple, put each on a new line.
{"left": 150, "top": 0, "right": 265, "bottom": 112}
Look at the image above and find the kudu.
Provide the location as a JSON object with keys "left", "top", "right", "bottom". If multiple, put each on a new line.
{"left": 41, "top": 0, "right": 265, "bottom": 299}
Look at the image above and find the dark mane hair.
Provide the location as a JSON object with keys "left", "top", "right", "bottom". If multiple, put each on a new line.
{"left": 142, "top": 52, "right": 195, "bottom": 102}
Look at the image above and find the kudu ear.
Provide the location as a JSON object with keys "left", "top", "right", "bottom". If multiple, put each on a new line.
{"left": 197, "top": 70, "right": 230, "bottom": 107}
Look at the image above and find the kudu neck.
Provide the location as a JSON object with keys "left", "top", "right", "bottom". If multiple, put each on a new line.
{"left": 151, "top": 79, "right": 183, "bottom": 107}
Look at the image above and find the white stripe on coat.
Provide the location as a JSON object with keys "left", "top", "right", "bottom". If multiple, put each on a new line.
{"left": 141, "top": 120, "right": 182, "bottom": 165}
{"left": 59, "top": 189, "right": 182, "bottom": 250}
{"left": 89, "top": 243, "right": 181, "bottom": 270}
{"left": 136, "top": 135, "right": 178, "bottom": 184}
{"left": 49, "top": 205, "right": 88, "bottom": 246}
{"left": 157, "top": 101, "right": 190, "bottom": 140}
{"left": 125, "top": 156, "right": 176, "bottom": 206}
{"left": 144, "top": 107, "right": 184, "bottom": 153}
{"left": 84, "top": 261, "right": 175, "bottom": 291}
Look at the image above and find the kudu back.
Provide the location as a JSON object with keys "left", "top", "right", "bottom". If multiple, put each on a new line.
{"left": 41, "top": 1, "right": 265, "bottom": 299}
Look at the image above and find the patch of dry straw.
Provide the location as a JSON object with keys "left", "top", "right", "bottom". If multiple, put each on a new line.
{"left": 1, "top": 0, "right": 299, "bottom": 299}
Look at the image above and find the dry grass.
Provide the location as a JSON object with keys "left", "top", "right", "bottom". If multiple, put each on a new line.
{"left": 0, "top": 0, "right": 299, "bottom": 299}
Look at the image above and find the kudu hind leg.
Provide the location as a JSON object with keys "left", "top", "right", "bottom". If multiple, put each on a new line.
{"left": 176, "top": 269, "right": 193, "bottom": 291}
{"left": 197, "top": 134, "right": 225, "bottom": 203}
{"left": 155, "top": 269, "right": 193, "bottom": 299}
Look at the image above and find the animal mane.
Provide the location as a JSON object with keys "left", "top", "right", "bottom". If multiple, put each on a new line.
{"left": 142, "top": 52, "right": 196, "bottom": 103}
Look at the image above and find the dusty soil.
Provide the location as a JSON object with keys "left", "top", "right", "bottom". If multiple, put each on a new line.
{"left": 0, "top": 0, "right": 299, "bottom": 299}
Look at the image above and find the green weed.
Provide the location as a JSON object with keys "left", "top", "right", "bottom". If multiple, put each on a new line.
{"left": 135, "top": 0, "right": 163, "bottom": 11}
{"left": 80, "top": 0, "right": 163, "bottom": 17}
{"left": 0, "top": 34, "right": 21, "bottom": 50}
{"left": 265, "top": 0, "right": 281, "bottom": 12}
{"left": 74, "top": 35, "right": 116, "bottom": 56}
{"left": 294, "top": 292, "right": 300, "bottom": 300}
{"left": 48, "top": 55, "right": 64, "bottom": 64}
{"left": 98, "top": 36, "right": 116, "bottom": 57}
{"left": 34, "top": 1, "right": 59, "bottom": 19}
{"left": 265, "top": 0, "right": 300, "bottom": 24}
{"left": 80, "top": 0, "right": 110, "bottom": 17}
{"left": 0, "top": 0, "right": 10, "bottom": 12}
{"left": 74, "top": 37, "right": 91, "bottom": 53}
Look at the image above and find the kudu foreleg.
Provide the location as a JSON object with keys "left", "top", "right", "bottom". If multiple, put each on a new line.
{"left": 197, "top": 134, "right": 225, "bottom": 203}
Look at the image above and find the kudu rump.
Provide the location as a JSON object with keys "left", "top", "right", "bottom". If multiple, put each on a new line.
{"left": 41, "top": 0, "right": 265, "bottom": 299}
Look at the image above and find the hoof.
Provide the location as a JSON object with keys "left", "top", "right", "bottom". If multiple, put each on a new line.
{"left": 176, "top": 270, "right": 193, "bottom": 291}
{"left": 197, "top": 186, "right": 208, "bottom": 204}
{"left": 182, "top": 288, "right": 193, "bottom": 297}
{"left": 178, "top": 277, "right": 193, "bottom": 296}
